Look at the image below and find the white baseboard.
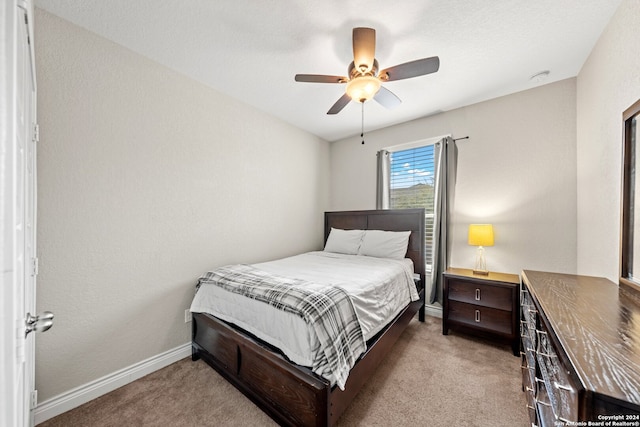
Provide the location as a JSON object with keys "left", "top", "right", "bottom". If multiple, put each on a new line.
{"left": 35, "top": 307, "right": 440, "bottom": 424}
{"left": 424, "top": 304, "right": 443, "bottom": 318}
{"left": 34, "top": 343, "right": 192, "bottom": 425}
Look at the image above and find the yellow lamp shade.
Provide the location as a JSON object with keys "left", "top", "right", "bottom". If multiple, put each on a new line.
{"left": 468, "top": 224, "right": 494, "bottom": 247}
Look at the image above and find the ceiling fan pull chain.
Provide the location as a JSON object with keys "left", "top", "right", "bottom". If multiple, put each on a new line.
{"left": 361, "top": 101, "right": 365, "bottom": 144}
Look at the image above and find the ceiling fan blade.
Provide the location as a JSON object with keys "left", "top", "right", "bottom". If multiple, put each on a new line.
{"left": 379, "top": 56, "right": 440, "bottom": 82}
{"left": 353, "top": 27, "right": 376, "bottom": 73}
{"left": 295, "top": 74, "right": 347, "bottom": 83}
{"left": 374, "top": 86, "right": 402, "bottom": 109}
{"left": 327, "top": 93, "right": 352, "bottom": 115}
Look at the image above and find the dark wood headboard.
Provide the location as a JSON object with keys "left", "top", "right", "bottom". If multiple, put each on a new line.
{"left": 324, "top": 209, "right": 426, "bottom": 283}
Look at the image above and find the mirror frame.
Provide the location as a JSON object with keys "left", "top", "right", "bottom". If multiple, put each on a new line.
{"left": 620, "top": 98, "right": 640, "bottom": 290}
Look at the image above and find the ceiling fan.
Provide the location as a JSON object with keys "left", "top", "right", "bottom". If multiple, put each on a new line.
{"left": 295, "top": 27, "right": 440, "bottom": 115}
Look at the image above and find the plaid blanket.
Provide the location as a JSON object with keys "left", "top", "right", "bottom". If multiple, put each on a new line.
{"left": 197, "top": 264, "right": 366, "bottom": 390}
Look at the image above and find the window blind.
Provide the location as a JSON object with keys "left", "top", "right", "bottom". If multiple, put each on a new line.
{"left": 389, "top": 144, "right": 435, "bottom": 268}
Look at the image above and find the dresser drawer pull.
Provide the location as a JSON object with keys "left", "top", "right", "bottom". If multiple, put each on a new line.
{"left": 553, "top": 381, "right": 573, "bottom": 392}
{"left": 536, "top": 351, "right": 556, "bottom": 358}
{"left": 475, "top": 288, "right": 481, "bottom": 301}
{"left": 535, "top": 397, "right": 552, "bottom": 407}
{"left": 475, "top": 310, "right": 480, "bottom": 322}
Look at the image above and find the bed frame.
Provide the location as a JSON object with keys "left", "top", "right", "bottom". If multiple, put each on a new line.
{"left": 191, "top": 209, "right": 426, "bottom": 426}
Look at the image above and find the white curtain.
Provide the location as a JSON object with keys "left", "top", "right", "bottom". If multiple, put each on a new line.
{"left": 429, "top": 137, "right": 457, "bottom": 304}
{"left": 376, "top": 150, "right": 390, "bottom": 209}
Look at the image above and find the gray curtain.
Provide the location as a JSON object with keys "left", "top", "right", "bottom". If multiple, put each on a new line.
{"left": 430, "top": 137, "right": 457, "bottom": 304}
{"left": 376, "top": 150, "right": 390, "bottom": 209}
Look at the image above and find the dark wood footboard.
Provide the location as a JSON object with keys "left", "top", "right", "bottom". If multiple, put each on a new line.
{"left": 192, "top": 312, "right": 331, "bottom": 426}
{"left": 192, "top": 288, "right": 424, "bottom": 427}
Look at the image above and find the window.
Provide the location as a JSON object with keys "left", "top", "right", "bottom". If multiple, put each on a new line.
{"left": 389, "top": 143, "right": 436, "bottom": 269}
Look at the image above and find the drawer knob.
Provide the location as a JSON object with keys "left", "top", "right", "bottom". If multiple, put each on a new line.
{"left": 475, "top": 288, "right": 481, "bottom": 301}
{"left": 475, "top": 309, "right": 480, "bottom": 322}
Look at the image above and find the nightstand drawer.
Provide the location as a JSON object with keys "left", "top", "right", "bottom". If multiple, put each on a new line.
{"left": 447, "top": 300, "right": 513, "bottom": 336}
{"left": 447, "top": 279, "right": 513, "bottom": 311}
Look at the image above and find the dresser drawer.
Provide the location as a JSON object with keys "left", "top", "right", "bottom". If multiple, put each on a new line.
{"left": 536, "top": 329, "right": 579, "bottom": 423}
{"left": 447, "top": 300, "right": 513, "bottom": 336}
{"left": 447, "top": 279, "right": 513, "bottom": 311}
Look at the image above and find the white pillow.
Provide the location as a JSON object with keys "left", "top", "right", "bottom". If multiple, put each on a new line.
{"left": 324, "top": 228, "right": 365, "bottom": 255}
{"left": 358, "top": 230, "right": 411, "bottom": 259}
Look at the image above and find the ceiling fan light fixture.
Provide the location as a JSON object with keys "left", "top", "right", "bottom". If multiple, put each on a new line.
{"left": 294, "top": 27, "right": 440, "bottom": 115}
{"left": 346, "top": 76, "right": 381, "bottom": 102}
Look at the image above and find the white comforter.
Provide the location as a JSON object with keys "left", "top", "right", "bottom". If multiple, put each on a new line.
{"left": 190, "top": 251, "right": 418, "bottom": 372}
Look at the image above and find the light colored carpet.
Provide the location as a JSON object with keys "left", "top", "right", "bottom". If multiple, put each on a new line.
{"left": 38, "top": 316, "right": 529, "bottom": 426}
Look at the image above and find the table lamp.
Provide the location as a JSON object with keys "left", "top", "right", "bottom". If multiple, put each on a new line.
{"left": 468, "top": 224, "right": 494, "bottom": 275}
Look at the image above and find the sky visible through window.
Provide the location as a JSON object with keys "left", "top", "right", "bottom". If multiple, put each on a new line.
{"left": 390, "top": 145, "right": 435, "bottom": 189}
{"left": 389, "top": 143, "right": 436, "bottom": 265}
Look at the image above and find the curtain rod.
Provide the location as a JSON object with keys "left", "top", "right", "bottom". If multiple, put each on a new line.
{"left": 453, "top": 136, "right": 469, "bottom": 142}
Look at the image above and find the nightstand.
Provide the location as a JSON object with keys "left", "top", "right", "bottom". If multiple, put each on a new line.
{"left": 442, "top": 268, "right": 520, "bottom": 356}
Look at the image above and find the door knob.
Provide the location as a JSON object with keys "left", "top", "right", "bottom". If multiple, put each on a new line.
{"left": 25, "top": 311, "right": 54, "bottom": 337}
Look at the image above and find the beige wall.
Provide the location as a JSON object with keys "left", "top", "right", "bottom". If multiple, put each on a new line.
{"left": 330, "top": 79, "right": 578, "bottom": 276}
{"left": 33, "top": 0, "right": 640, "bottom": 409}
{"left": 576, "top": 0, "right": 640, "bottom": 282}
{"left": 34, "top": 9, "right": 330, "bottom": 401}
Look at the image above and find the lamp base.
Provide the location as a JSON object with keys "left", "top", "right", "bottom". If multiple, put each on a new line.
{"left": 473, "top": 246, "right": 488, "bottom": 275}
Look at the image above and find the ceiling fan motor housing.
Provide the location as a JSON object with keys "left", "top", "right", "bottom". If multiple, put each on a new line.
{"left": 349, "top": 59, "right": 379, "bottom": 79}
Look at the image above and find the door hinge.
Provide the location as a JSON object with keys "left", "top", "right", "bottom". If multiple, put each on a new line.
{"left": 32, "top": 257, "right": 39, "bottom": 276}
{"left": 33, "top": 124, "right": 39, "bottom": 142}
{"left": 30, "top": 390, "right": 38, "bottom": 410}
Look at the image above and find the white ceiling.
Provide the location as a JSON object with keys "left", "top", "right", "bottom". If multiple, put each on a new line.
{"left": 34, "top": 0, "right": 622, "bottom": 142}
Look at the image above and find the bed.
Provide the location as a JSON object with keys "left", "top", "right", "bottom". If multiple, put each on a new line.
{"left": 191, "top": 209, "right": 426, "bottom": 426}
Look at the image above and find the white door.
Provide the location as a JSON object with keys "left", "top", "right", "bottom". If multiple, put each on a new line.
{"left": 1, "top": 1, "right": 49, "bottom": 426}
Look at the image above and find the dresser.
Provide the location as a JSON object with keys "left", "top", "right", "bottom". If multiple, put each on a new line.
{"left": 442, "top": 268, "right": 520, "bottom": 356}
{"left": 521, "top": 270, "right": 640, "bottom": 425}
